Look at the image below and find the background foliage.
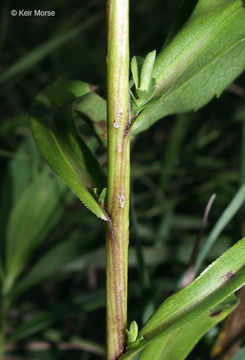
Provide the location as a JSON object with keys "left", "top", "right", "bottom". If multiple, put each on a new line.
{"left": 0, "top": 0, "right": 245, "bottom": 358}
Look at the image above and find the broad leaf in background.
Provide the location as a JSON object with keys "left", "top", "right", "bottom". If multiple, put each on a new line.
{"left": 130, "top": 0, "right": 245, "bottom": 135}
{"left": 0, "top": 136, "right": 41, "bottom": 262}
{"left": 138, "top": 296, "right": 238, "bottom": 360}
{"left": 30, "top": 80, "right": 108, "bottom": 220}
{"left": 11, "top": 230, "right": 98, "bottom": 299}
{"left": 119, "top": 237, "right": 245, "bottom": 360}
{"left": 5, "top": 168, "right": 68, "bottom": 290}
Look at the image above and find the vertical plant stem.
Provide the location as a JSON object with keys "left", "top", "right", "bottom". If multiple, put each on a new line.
{"left": 106, "top": 0, "right": 130, "bottom": 359}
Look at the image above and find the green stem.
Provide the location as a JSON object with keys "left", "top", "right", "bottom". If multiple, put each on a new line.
{"left": 106, "top": 0, "right": 130, "bottom": 359}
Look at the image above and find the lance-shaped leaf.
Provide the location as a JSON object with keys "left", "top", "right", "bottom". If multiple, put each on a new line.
{"left": 131, "top": 56, "right": 140, "bottom": 90}
{"left": 30, "top": 80, "right": 108, "bottom": 220}
{"left": 139, "top": 50, "right": 156, "bottom": 93}
{"left": 119, "top": 237, "right": 245, "bottom": 360}
{"left": 10, "top": 232, "right": 89, "bottom": 299}
{"left": 5, "top": 169, "right": 68, "bottom": 287}
{"left": 138, "top": 295, "right": 238, "bottom": 360}
{"left": 130, "top": 53, "right": 157, "bottom": 114}
{"left": 130, "top": 0, "right": 245, "bottom": 135}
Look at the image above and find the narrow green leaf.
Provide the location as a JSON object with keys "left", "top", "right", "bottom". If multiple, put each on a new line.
{"left": 196, "top": 183, "right": 245, "bottom": 271}
{"left": 0, "top": 17, "right": 99, "bottom": 84}
{"left": 30, "top": 80, "right": 108, "bottom": 221}
{"left": 137, "top": 332, "right": 170, "bottom": 360}
{"left": 119, "top": 237, "right": 245, "bottom": 359}
{"left": 130, "top": 0, "right": 245, "bottom": 135}
{"left": 11, "top": 232, "right": 86, "bottom": 298}
{"left": 131, "top": 57, "right": 139, "bottom": 90}
{"left": 6, "top": 169, "right": 68, "bottom": 286}
{"left": 138, "top": 296, "right": 238, "bottom": 360}
{"left": 139, "top": 50, "right": 156, "bottom": 92}
{"left": 159, "top": 114, "right": 191, "bottom": 188}
{"left": 126, "top": 321, "right": 140, "bottom": 347}
{"left": 0, "top": 136, "right": 39, "bottom": 258}
{"left": 140, "top": 238, "right": 245, "bottom": 338}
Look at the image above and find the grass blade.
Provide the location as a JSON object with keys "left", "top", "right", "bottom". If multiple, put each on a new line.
{"left": 196, "top": 184, "right": 245, "bottom": 271}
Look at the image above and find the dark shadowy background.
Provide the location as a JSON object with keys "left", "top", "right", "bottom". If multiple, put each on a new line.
{"left": 0, "top": 0, "right": 245, "bottom": 359}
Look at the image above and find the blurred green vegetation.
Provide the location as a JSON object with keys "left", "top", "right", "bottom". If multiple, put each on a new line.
{"left": 0, "top": 0, "right": 245, "bottom": 358}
